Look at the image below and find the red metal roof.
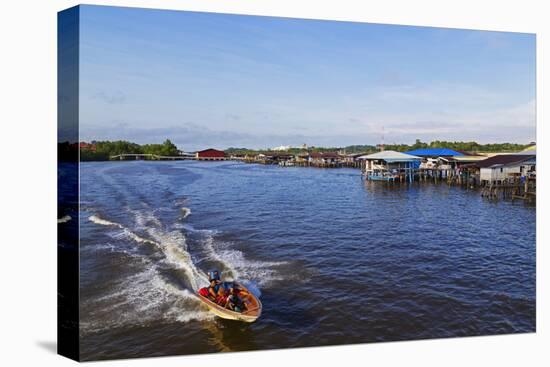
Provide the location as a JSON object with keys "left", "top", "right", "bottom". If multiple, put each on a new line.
{"left": 79, "top": 142, "right": 96, "bottom": 151}
{"left": 196, "top": 148, "right": 225, "bottom": 157}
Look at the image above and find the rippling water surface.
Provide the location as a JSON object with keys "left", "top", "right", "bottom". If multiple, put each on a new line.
{"left": 78, "top": 160, "right": 535, "bottom": 360}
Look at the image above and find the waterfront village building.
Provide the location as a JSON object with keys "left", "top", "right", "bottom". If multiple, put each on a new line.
{"left": 294, "top": 153, "right": 310, "bottom": 165}
{"left": 179, "top": 151, "right": 196, "bottom": 158}
{"left": 436, "top": 155, "right": 488, "bottom": 186}
{"left": 195, "top": 148, "right": 226, "bottom": 160}
{"left": 257, "top": 152, "right": 294, "bottom": 164}
{"left": 79, "top": 142, "right": 97, "bottom": 152}
{"left": 308, "top": 152, "right": 344, "bottom": 167}
{"left": 343, "top": 153, "right": 366, "bottom": 167}
{"left": 405, "top": 148, "right": 488, "bottom": 182}
{"left": 357, "top": 150, "right": 422, "bottom": 181}
{"left": 477, "top": 154, "right": 536, "bottom": 183}
{"left": 406, "top": 148, "right": 466, "bottom": 170}
{"left": 271, "top": 153, "right": 295, "bottom": 163}
{"left": 439, "top": 155, "right": 488, "bottom": 169}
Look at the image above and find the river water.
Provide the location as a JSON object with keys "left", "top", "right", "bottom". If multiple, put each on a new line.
{"left": 77, "top": 160, "right": 535, "bottom": 360}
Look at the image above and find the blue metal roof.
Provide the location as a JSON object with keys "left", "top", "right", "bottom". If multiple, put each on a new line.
{"left": 405, "top": 148, "right": 464, "bottom": 157}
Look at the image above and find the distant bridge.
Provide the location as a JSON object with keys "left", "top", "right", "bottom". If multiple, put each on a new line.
{"left": 110, "top": 153, "right": 195, "bottom": 161}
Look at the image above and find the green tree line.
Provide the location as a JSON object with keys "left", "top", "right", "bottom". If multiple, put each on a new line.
{"left": 225, "top": 140, "right": 532, "bottom": 156}
{"left": 382, "top": 139, "right": 531, "bottom": 153}
{"left": 80, "top": 139, "right": 179, "bottom": 161}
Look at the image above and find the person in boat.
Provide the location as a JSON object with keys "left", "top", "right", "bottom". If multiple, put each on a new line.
{"left": 209, "top": 270, "right": 221, "bottom": 283}
{"left": 204, "top": 279, "right": 218, "bottom": 300}
{"left": 234, "top": 285, "right": 250, "bottom": 299}
{"left": 224, "top": 286, "right": 248, "bottom": 313}
{"left": 197, "top": 270, "right": 222, "bottom": 300}
{"left": 215, "top": 286, "right": 229, "bottom": 306}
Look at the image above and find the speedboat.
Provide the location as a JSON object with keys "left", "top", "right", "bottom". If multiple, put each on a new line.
{"left": 197, "top": 282, "right": 262, "bottom": 323}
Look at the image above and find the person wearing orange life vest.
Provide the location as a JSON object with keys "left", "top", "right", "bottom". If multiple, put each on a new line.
{"left": 198, "top": 270, "right": 222, "bottom": 300}
{"left": 224, "top": 285, "right": 249, "bottom": 313}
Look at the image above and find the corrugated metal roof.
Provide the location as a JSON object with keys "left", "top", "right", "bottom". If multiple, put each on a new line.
{"left": 445, "top": 156, "right": 488, "bottom": 163}
{"left": 357, "top": 150, "right": 422, "bottom": 162}
{"left": 346, "top": 152, "right": 368, "bottom": 158}
{"left": 476, "top": 154, "right": 535, "bottom": 168}
{"left": 309, "top": 152, "right": 342, "bottom": 159}
{"left": 406, "top": 148, "right": 464, "bottom": 157}
{"left": 197, "top": 148, "right": 224, "bottom": 154}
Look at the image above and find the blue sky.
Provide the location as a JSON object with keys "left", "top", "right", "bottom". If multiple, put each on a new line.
{"left": 79, "top": 5, "right": 536, "bottom": 151}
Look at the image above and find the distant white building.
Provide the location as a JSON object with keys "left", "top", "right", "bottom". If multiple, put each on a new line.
{"left": 272, "top": 143, "right": 309, "bottom": 151}
{"left": 271, "top": 145, "right": 292, "bottom": 151}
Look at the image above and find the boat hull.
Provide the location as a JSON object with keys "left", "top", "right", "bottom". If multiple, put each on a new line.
{"left": 197, "top": 283, "right": 262, "bottom": 323}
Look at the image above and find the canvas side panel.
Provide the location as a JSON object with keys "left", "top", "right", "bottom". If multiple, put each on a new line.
{"left": 57, "top": 5, "right": 80, "bottom": 361}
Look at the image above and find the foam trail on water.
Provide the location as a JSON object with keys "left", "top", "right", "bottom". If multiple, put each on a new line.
{"left": 85, "top": 209, "right": 285, "bottom": 333}
{"left": 80, "top": 265, "right": 214, "bottom": 335}
{"left": 90, "top": 215, "right": 159, "bottom": 246}
{"left": 130, "top": 209, "right": 209, "bottom": 290}
{"left": 146, "top": 226, "right": 208, "bottom": 290}
{"left": 57, "top": 215, "right": 72, "bottom": 224}
{"left": 133, "top": 210, "right": 162, "bottom": 229}
{"left": 180, "top": 207, "right": 192, "bottom": 219}
{"left": 89, "top": 213, "right": 209, "bottom": 291}
{"left": 185, "top": 225, "right": 287, "bottom": 287}
{"left": 84, "top": 213, "right": 215, "bottom": 332}
{"left": 89, "top": 215, "right": 123, "bottom": 228}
